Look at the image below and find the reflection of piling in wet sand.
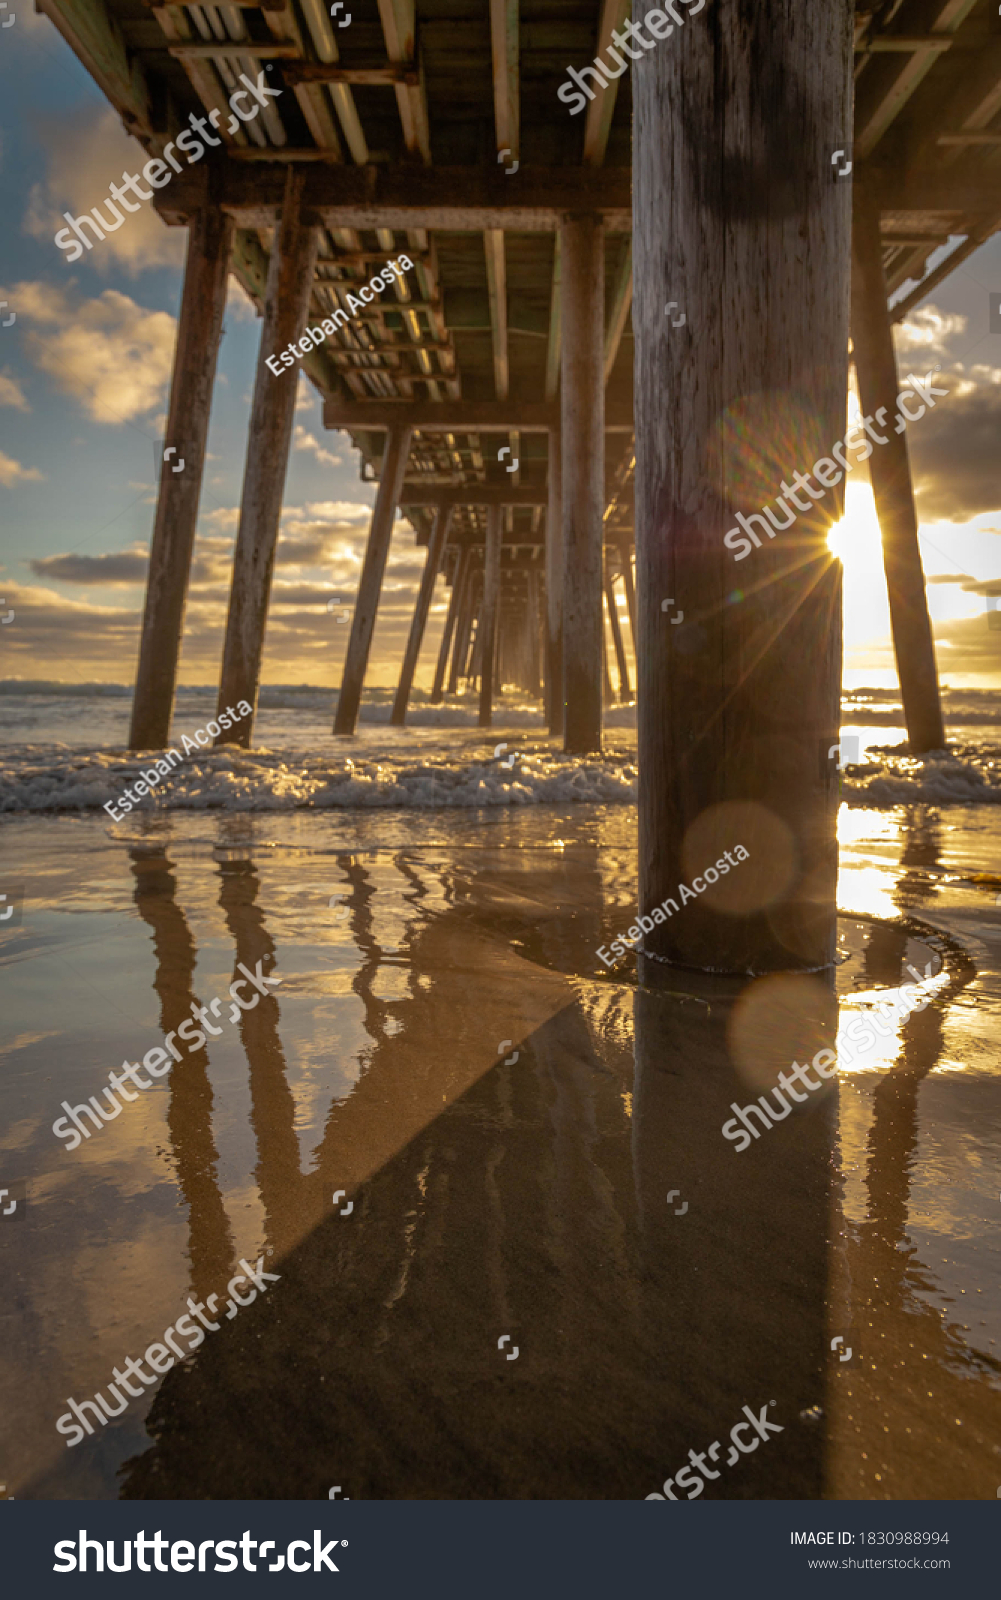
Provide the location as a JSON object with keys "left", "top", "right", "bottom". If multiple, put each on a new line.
{"left": 129, "top": 848, "right": 234, "bottom": 1302}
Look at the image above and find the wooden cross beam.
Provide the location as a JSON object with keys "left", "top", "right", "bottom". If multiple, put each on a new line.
{"left": 154, "top": 161, "right": 633, "bottom": 232}
{"left": 322, "top": 400, "right": 632, "bottom": 431}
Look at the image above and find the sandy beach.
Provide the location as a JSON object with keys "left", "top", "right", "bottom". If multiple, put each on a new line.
{"left": 2, "top": 696, "right": 999, "bottom": 1501}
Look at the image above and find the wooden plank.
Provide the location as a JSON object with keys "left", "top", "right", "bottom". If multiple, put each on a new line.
{"left": 483, "top": 229, "right": 509, "bottom": 399}
{"left": 378, "top": 0, "right": 431, "bottom": 164}
{"left": 334, "top": 427, "right": 413, "bottom": 735}
{"left": 401, "top": 483, "right": 547, "bottom": 506}
{"left": 560, "top": 214, "right": 605, "bottom": 755}
{"left": 490, "top": 0, "right": 520, "bottom": 165}
{"left": 280, "top": 62, "right": 421, "bottom": 86}
{"left": 583, "top": 0, "right": 631, "bottom": 167}
{"left": 391, "top": 504, "right": 450, "bottom": 725}
{"left": 129, "top": 209, "right": 234, "bottom": 751}
{"left": 37, "top": 0, "right": 152, "bottom": 137}
{"left": 852, "top": 188, "right": 945, "bottom": 753}
{"left": 854, "top": 0, "right": 978, "bottom": 157}
{"left": 216, "top": 170, "right": 320, "bottom": 745}
{"left": 323, "top": 400, "right": 631, "bottom": 430}
{"left": 168, "top": 43, "right": 300, "bottom": 58}
{"left": 478, "top": 505, "right": 503, "bottom": 727}
{"left": 632, "top": 0, "right": 851, "bottom": 974}
{"left": 153, "top": 160, "right": 633, "bottom": 232}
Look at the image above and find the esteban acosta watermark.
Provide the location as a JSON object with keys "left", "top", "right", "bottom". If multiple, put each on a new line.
{"left": 103, "top": 700, "right": 252, "bottom": 821}
{"left": 55, "top": 75, "right": 281, "bottom": 261}
{"left": 265, "top": 254, "right": 414, "bottom": 376}
{"left": 597, "top": 845, "right": 750, "bottom": 968}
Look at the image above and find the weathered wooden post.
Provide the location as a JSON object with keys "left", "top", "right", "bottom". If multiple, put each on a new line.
{"left": 560, "top": 215, "right": 605, "bottom": 754}
{"left": 632, "top": 0, "right": 853, "bottom": 973}
{"left": 545, "top": 427, "right": 564, "bottom": 733}
{"left": 852, "top": 187, "right": 945, "bottom": 753}
{"left": 130, "top": 208, "right": 233, "bottom": 750}
{"left": 605, "top": 564, "right": 631, "bottom": 700}
{"left": 334, "top": 426, "right": 413, "bottom": 735}
{"left": 478, "top": 504, "right": 502, "bottom": 727}
{"left": 620, "top": 540, "right": 637, "bottom": 646}
{"left": 216, "top": 171, "right": 318, "bottom": 747}
{"left": 450, "top": 554, "right": 479, "bottom": 694}
{"left": 526, "top": 569, "right": 542, "bottom": 698}
{"left": 430, "top": 545, "right": 468, "bottom": 702}
{"left": 391, "top": 504, "right": 450, "bottom": 725}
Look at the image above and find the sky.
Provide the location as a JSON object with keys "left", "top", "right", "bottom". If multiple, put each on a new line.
{"left": 0, "top": 12, "right": 1000, "bottom": 694}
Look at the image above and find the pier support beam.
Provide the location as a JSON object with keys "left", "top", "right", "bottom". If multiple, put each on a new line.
{"left": 560, "top": 214, "right": 605, "bottom": 754}
{"left": 632, "top": 0, "right": 852, "bottom": 973}
{"left": 449, "top": 555, "right": 477, "bottom": 694}
{"left": 216, "top": 171, "right": 318, "bottom": 746}
{"left": 545, "top": 426, "right": 564, "bottom": 734}
{"left": 334, "top": 425, "right": 413, "bottom": 735}
{"left": 605, "top": 563, "right": 630, "bottom": 701}
{"left": 852, "top": 189, "right": 945, "bottom": 754}
{"left": 391, "top": 504, "right": 450, "bottom": 725}
{"left": 478, "top": 505, "right": 502, "bottom": 727}
{"left": 129, "top": 208, "right": 233, "bottom": 750}
{"left": 431, "top": 545, "right": 467, "bottom": 703}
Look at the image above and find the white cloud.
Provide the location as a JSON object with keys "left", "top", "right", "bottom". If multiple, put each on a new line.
{"left": 293, "top": 425, "right": 343, "bottom": 468}
{"left": 895, "top": 304, "right": 968, "bottom": 366}
{"left": 0, "top": 451, "right": 43, "bottom": 487}
{"left": 23, "top": 106, "right": 185, "bottom": 274}
{"left": 4, "top": 280, "right": 176, "bottom": 423}
{"left": 0, "top": 367, "right": 30, "bottom": 411}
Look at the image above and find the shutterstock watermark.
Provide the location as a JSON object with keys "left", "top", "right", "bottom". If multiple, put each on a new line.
{"left": 646, "top": 1401, "right": 784, "bottom": 1499}
{"left": 51, "top": 958, "right": 281, "bottom": 1151}
{"left": 724, "top": 369, "right": 948, "bottom": 562}
{"left": 54, "top": 74, "right": 281, "bottom": 262}
{"left": 53, "top": 1529, "right": 341, "bottom": 1574}
{"left": 597, "top": 845, "right": 750, "bottom": 969}
{"left": 722, "top": 961, "right": 937, "bottom": 1151}
{"left": 558, "top": 1, "right": 707, "bottom": 114}
{"left": 55, "top": 1258, "right": 280, "bottom": 1449}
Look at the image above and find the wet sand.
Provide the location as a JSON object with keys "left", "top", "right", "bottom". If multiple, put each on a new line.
{"left": 1, "top": 803, "right": 999, "bottom": 1499}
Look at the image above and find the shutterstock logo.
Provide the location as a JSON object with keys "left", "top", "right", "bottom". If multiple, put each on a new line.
{"left": 53, "top": 1529, "right": 346, "bottom": 1574}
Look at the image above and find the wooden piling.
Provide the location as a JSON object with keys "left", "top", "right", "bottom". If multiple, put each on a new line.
{"left": 391, "top": 504, "right": 450, "bottom": 725}
{"left": 545, "top": 426, "right": 564, "bottom": 734}
{"left": 604, "top": 564, "right": 630, "bottom": 701}
{"left": 632, "top": 0, "right": 852, "bottom": 973}
{"left": 430, "top": 545, "right": 468, "bottom": 703}
{"left": 449, "top": 554, "right": 479, "bottom": 694}
{"left": 129, "top": 208, "right": 233, "bottom": 750}
{"left": 216, "top": 170, "right": 318, "bottom": 746}
{"left": 560, "top": 214, "right": 605, "bottom": 754}
{"left": 852, "top": 188, "right": 946, "bottom": 753}
{"left": 334, "top": 426, "right": 413, "bottom": 735}
{"left": 478, "top": 505, "right": 502, "bottom": 727}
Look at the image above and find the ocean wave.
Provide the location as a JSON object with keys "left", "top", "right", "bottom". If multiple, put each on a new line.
{"left": 0, "top": 746, "right": 639, "bottom": 814}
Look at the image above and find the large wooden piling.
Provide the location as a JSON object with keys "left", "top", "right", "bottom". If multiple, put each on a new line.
{"left": 852, "top": 188, "right": 946, "bottom": 754}
{"left": 448, "top": 551, "right": 477, "bottom": 695}
{"left": 430, "top": 545, "right": 468, "bottom": 703}
{"left": 216, "top": 171, "right": 318, "bottom": 746}
{"left": 632, "top": 0, "right": 853, "bottom": 973}
{"left": 478, "top": 505, "right": 503, "bottom": 727}
{"left": 560, "top": 215, "right": 605, "bottom": 754}
{"left": 334, "top": 426, "right": 413, "bottom": 736}
{"left": 129, "top": 208, "right": 233, "bottom": 751}
{"left": 545, "top": 426, "right": 564, "bottom": 734}
{"left": 391, "top": 504, "right": 450, "bottom": 725}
